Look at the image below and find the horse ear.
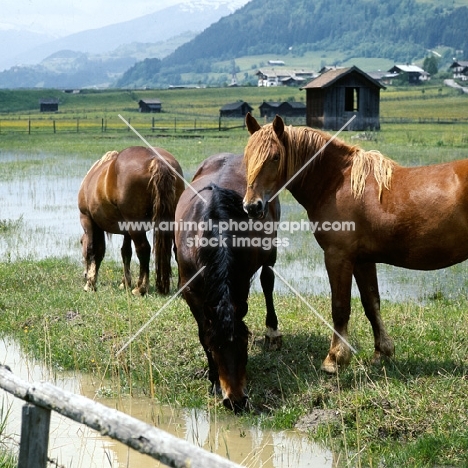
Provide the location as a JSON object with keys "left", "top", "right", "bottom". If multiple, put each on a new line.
{"left": 272, "top": 115, "right": 285, "bottom": 139}
{"left": 245, "top": 112, "right": 261, "bottom": 135}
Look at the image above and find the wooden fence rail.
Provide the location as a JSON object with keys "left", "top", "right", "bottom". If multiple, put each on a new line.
{"left": 0, "top": 365, "right": 243, "bottom": 468}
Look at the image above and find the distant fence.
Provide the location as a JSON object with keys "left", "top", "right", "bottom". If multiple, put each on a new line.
{"left": 380, "top": 116, "right": 468, "bottom": 125}
{"left": 0, "top": 365, "right": 243, "bottom": 468}
{"left": 0, "top": 115, "right": 249, "bottom": 135}
{"left": 1, "top": 115, "right": 467, "bottom": 135}
{"left": 0, "top": 114, "right": 311, "bottom": 135}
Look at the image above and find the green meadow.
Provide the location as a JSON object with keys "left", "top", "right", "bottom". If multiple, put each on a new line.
{"left": 1, "top": 85, "right": 468, "bottom": 467}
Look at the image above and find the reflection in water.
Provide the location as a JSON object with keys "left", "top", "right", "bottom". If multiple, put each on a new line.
{"left": 0, "top": 339, "right": 332, "bottom": 467}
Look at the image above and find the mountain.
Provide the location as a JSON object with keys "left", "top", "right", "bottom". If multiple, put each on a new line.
{"left": 0, "top": 32, "right": 199, "bottom": 89}
{"left": 4, "top": 0, "right": 468, "bottom": 89}
{"left": 0, "top": 1, "right": 241, "bottom": 79}
{"left": 0, "top": 26, "right": 58, "bottom": 71}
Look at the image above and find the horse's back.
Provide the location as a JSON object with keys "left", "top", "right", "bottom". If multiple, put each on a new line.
{"left": 79, "top": 146, "right": 183, "bottom": 233}
{"left": 191, "top": 153, "right": 247, "bottom": 194}
{"left": 78, "top": 153, "right": 117, "bottom": 217}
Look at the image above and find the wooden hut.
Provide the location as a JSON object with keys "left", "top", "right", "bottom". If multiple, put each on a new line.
{"left": 138, "top": 99, "right": 162, "bottom": 113}
{"left": 39, "top": 99, "right": 59, "bottom": 112}
{"left": 301, "top": 66, "right": 385, "bottom": 131}
{"left": 219, "top": 101, "right": 253, "bottom": 118}
{"left": 259, "top": 101, "right": 306, "bottom": 118}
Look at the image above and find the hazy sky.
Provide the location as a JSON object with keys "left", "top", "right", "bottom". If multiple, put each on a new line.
{"left": 2, "top": 0, "right": 238, "bottom": 35}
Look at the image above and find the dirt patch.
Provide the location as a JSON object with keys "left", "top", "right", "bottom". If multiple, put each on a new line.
{"left": 295, "top": 409, "right": 340, "bottom": 433}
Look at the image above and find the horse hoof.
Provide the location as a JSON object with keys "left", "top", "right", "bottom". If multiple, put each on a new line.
{"left": 321, "top": 356, "right": 339, "bottom": 374}
{"left": 371, "top": 350, "right": 394, "bottom": 366}
{"left": 83, "top": 283, "right": 95, "bottom": 292}
{"left": 264, "top": 335, "right": 282, "bottom": 351}
{"left": 131, "top": 287, "right": 147, "bottom": 296}
{"left": 264, "top": 328, "right": 282, "bottom": 351}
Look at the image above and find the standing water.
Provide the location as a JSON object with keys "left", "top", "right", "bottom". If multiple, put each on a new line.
{"left": 0, "top": 339, "right": 333, "bottom": 467}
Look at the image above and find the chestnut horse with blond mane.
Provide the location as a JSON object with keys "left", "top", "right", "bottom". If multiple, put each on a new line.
{"left": 243, "top": 113, "right": 468, "bottom": 373}
{"left": 79, "top": 146, "right": 184, "bottom": 295}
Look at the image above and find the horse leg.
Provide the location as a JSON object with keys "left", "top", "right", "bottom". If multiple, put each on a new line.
{"left": 185, "top": 289, "right": 221, "bottom": 394}
{"left": 119, "top": 233, "right": 132, "bottom": 290}
{"left": 198, "top": 327, "right": 221, "bottom": 395}
{"left": 321, "top": 253, "right": 354, "bottom": 373}
{"left": 260, "top": 263, "right": 282, "bottom": 350}
{"left": 81, "top": 216, "right": 105, "bottom": 292}
{"left": 130, "top": 231, "right": 151, "bottom": 296}
{"left": 353, "top": 262, "right": 395, "bottom": 364}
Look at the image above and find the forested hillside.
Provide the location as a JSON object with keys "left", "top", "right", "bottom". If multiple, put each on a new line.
{"left": 117, "top": 0, "right": 468, "bottom": 87}
{"left": 164, "top": 0, "right": 467, "bottom": 68}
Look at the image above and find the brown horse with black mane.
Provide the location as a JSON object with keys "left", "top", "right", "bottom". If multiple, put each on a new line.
{"left": 243, "top": 113, "right": 468, "bottom": 373}
{"left": 78, "top": 146, "right": 184, "bottom": 295}
{"left": 175, "top": 153, "right": 281, "bottom": 412}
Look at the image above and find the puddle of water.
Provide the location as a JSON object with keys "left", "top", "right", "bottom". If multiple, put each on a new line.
{"left": 0, "top": 165, "right": 124, "bottom": 263}
{"left": 0, "top": 338, "right": 333, "bottom": 467}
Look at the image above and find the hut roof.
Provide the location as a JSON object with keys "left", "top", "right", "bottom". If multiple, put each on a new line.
{"left": 302, "top": 66, "right": 385, "bottom": 90}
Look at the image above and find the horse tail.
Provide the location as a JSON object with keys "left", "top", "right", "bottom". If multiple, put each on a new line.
{"left": 148, "top": 158, "right": 177, "bottom": 295}
{"left": 197, "top": 184, "right": 246, "bottom": 341}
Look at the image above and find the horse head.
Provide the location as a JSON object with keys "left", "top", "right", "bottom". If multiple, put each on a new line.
{"left": 206, "top": 303, "right": 250, "bottom": 413}
{"left": 243, "top": 113, "right": 286, "bottom": 219}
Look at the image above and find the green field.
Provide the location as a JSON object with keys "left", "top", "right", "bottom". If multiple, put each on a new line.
{"left": 1, "top": 86, "right": 468, "bottom": 466}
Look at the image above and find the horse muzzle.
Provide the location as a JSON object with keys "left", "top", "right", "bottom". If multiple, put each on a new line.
{"left": 223, "top": 395, "right": 250, "bottom": 414}
{"left": 243, "top": 199, "right": 268, "bottom": 219}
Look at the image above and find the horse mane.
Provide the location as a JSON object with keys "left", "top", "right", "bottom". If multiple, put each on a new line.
{"left": 351, "top": 149, "right": 396, "bottom": 199}
{"left": 81, "top": 150, "right": 119, "bottom": 188}
{"left": 245, "top": 123, "right": 396, "bottom": 199}
{"left": 196, "top": 184, "right": 248, "bottom": 343}
{"left": 245, "top": 124, "right": 329, "bottom": 186}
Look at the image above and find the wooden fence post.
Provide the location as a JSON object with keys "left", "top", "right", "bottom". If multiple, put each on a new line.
{"left": 17, "top": 403, "right": 51, "bottom": 468}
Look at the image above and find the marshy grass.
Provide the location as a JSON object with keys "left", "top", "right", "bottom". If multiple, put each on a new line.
{"left": 1, "top": 259, "right": 468, "bottom": 466}
{"left": 0, "top": 217, "right": 22, "bottom": 234}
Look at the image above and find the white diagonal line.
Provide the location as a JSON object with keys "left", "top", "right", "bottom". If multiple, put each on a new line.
{"left": 269, "top": 114, "right": 356, "bottom": 201}
{"left": 269, "top": 266, "right": 357, "bottom": 354}
{"left": 115, "top": 266, "right": 206, "bottom": 356}
{"left": 118, "top": 114, "right": 207, "bottom": 203}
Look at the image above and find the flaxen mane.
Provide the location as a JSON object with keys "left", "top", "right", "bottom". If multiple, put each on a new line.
{"left": 245, "top": 124, "right": 395, "bottom": 200}
{"left": 350, "top": 149, "right": 395, "bottom": 200}
{"left": 80, "top": 150, "right": 119, "bottom": 188}
{"left": 245, "top": 124, "right": 327, "bottom": 185}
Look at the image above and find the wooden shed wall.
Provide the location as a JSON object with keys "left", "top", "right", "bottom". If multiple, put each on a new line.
{"left": 306, "top": 73, "right": 381, "bottom": 131}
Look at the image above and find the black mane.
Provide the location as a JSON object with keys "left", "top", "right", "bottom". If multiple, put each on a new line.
{"left": 196, "top": 184, "right": 249, "bottom": 343}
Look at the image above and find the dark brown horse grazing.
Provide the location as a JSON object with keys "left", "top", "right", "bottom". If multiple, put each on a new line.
{"left": 243, "top": 113, "right": 468, "bottom": 373}
{"left": 78, "top": 146, "right": 184, "bottom": 295}
{"left": 175, "top": 153, "right": 281, "bottom": 412}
